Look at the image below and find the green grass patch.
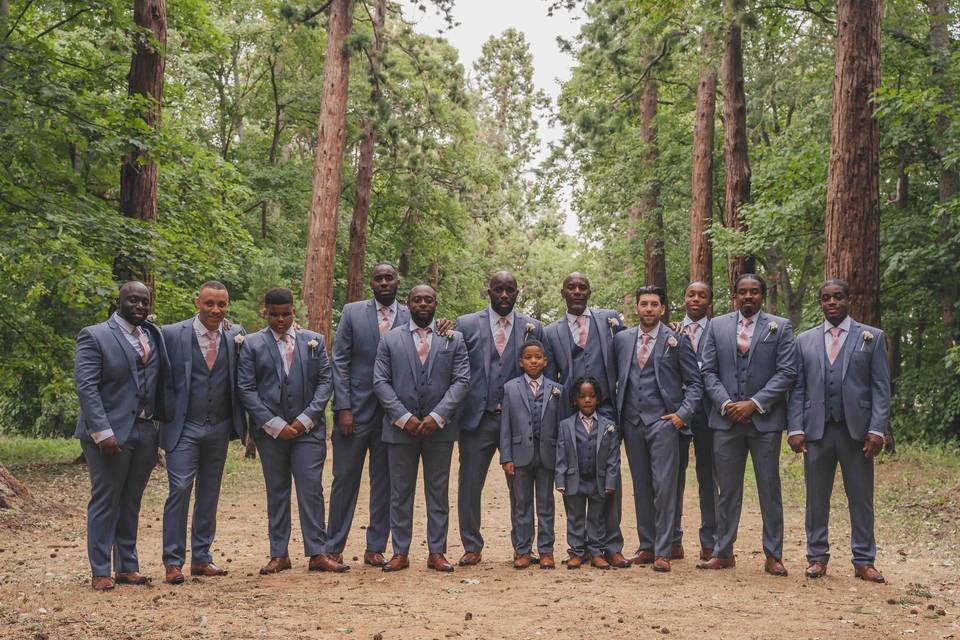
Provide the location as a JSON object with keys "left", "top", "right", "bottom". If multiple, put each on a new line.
{"left": 0, "top": 435, "right": 81, "bottom": 468}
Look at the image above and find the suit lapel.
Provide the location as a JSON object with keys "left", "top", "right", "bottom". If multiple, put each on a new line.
{"left": 696, "top": 319, "right": 708, "bottom": 358}
{"left": 620, "top": 327, "right": 638, "bottom": 383}
{"left": 518, "top": 378, "right": 532, "bottom": 414}
{"left": 745, "top": 311, "right": 766, "bottom": 369}
{"left": 540, "top": 380, "right": 556, "bottom": 419}
{"left": 652, "top": 323, "right": 668, "bottom": 388}
{"left": 225, "top": 326, "right": 238, "bottom": 391}
{"left": 426, "top": 328, "right": 445, "bottom": 379}
{"left": 479, "top": 310, "right": 492, "bottom": 381}
{"left": 263, "top": 328, "right": 284, "bottom": 381}
{"left": 512, "top": 312, "right": 528, "bottom": 350}
{"left": 365, "top": 299, "right": 380, "bottom": 343}
{"left": 842, "top": 321, "right": 860, "bottom": 379}
{"left": 109, "top": 318, "right": 142, "bottom": 389}
{"left": 556, "top": 319, "right": 573, "bottom": 381}
{"left": 295, "top": 332, "right": 309, "bottom": 386}
{"left": 395, "top": 304, "right": 409, "bottom": 328}
{"left": 181, "top": 321, "right": 194, "bottom": 396}
{"left": 594, "top": 415, "right": 605, "bottom": 455}
{"left": 402, "top": 328, "right": 422, "bottom": 385}
{"left": 814, "top": 327, "right": 825, "bottom": 378}
{"left": 593, "top": 312, "right": 612, "bottom": 372}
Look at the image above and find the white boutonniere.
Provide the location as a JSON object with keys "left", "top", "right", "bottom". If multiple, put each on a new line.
{"left": 607, "top": 316, "right": 620, "bottom": 329}
{"left": 442, "top": 328, "right": 454, "bottom": 351}
{"left": 550, "top": 386, "right": 561, "bottom": 398}
{"left": 146, "top": 314, "right": 157, "bottom": 324}
{"left": 524, "top": 322, "right": 535, "bottom": 337}
{"left": 666, "top": 335, "right": 679, "bottom": 349}
{"left": 861, "top": 331, "right": 874, "bottom": 351}
{"left": 234, "top": 334, "right": 245, "bottom": 346}
{"left": 762, "top": 321, "right": 778, "bottom": 343}
{"left": 605, "top": 424, "right": 616, "bottom": 435}
{"left": 307, "top": 338, "right": 319, "bottom": 353}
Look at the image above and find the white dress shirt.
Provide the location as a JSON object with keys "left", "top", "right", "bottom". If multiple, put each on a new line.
{"left": 193, "top": 315, "right": 223, "bottom": 352}
{"left": 396, "top": 320, "right": 445, "bottom": 430}
{"left": 91, "top": 313, "right": 154, "bottom": 444}
{"left": 566, "top": 307, "right": 593, "bottom": 344}
{"left": 720, "top": 310, "right": 766, "bottom": 416}
{"left": 262, "top": 327, "right": 315, "bottom": 439}
{"left": 523, "top": 372, "right": 544, "bottom": 394}
{"left": 682, "top": 314, "right": 708, "bottom": 368}
{"left": 377, "top": 299, "right": 399, "bottom": 326}
{"left": 489, "top": 307, "right": 515, "bottom": 340}
{"left": 636, "top": 323, "right": 660, "bottom": 360}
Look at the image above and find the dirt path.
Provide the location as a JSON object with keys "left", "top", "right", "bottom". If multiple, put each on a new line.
{"left": 0, "top": 445, "right": 957, "bottom": 640}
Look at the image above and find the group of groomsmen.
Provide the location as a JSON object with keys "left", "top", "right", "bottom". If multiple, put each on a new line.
{"left": 73, "top": 263, "right": 890, "bottom": 591}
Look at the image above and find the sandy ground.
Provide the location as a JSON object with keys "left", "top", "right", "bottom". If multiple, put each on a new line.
{"left": 0, "top": 442, "right": 958, "bottom": 640}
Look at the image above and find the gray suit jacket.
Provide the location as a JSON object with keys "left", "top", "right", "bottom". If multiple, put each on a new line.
{"left": 700, "top": 310, "right": 798, "bottom": 432}
{"left": 373, "top": 325, "right": 471, "bottom": 444}
{"left": 237, "top": 327, "right": 332, "bottom": 435}
{"left": 498, "top": 375, "right": 564, "bottom": 469}
{"left": 456, "top": 308, "right": 545, "bottom": 432}
{"left": 159, "top": 319, "right": 248, "bottom": 451}
{"left": 543, "top": 308, "right": 625, "bottom": 416}
{"left": 787, "top": 320, "right": 890, "bottom": 441}
{"left": 555, "top": 413, "right": 620, "bottom": 494}
{"left": 331, "top": 299, "right": 410, "bottom": 426}
{"left": 613, "top": 323, "right": 703, "bottom": 426}
{"left": 74, "top": 317, "right": 172, "bottom": 446}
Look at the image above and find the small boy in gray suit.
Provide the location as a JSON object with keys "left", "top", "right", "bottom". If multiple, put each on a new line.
{"left": 500, "top": 340, "right": 564, "bottom": 570}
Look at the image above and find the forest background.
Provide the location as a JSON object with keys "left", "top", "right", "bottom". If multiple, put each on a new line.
{"left": 0, "top": 0, "right": 957, "bottom": 445}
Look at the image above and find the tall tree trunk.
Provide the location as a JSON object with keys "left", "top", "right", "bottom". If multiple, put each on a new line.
{"left": 0, "top": 0, "right": 8, "bottom": 73}
{"left": 302, "top": 0, "right": 354, "bottom": 347}
{"left": 640, "top": 77, "right": 668, "bottom": 320}
{"left": 624, "top": 207, "right": 641, "bottom": 321}
{"left": 116, "top": 0, "right": 166, "bottom": 292}
{"left": 721, "top": 0, "right": 753, "bottom": 301}
{"left": 261, "top": 51, "right": 284, "bottom": 239}
{"left": 345, "top": 0, "right": 386, "bottom": 304}
{"left": 929, "top": 0, "right": 959, "bottom": 349}
{"left": 824, "top": 0, "right": 881, "bottom": 327}
{"left": 690, "top": 33, "right": 716, "bottom": 291}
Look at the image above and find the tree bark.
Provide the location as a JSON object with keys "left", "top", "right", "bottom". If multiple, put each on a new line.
{"left": 929, "top": 0, "right": 959, "bottom": 349}
{"left": 690, "top": 33, "right": 716, "bottom": 291}
{"left": 721, "top": 0, "right": 753, "bottom": 300}
{"left": 0, "top": 464, "right": 28, "bottom": 510}
{"left": 116, "top": 0, "right": 166, "bottom": 291}
{"left": 640, "top": 77, "right": 668, "bottom": 320}
{"left": 260, "top": 51, "right": 284, "bottom": 240}
{"left": 345, "top": 0, "right": 386, "bottom": 304}
{"left": 824, "top": 0, "right": 882, "bottom": 327}
{"left": 302, "top": 0, "right": 354, "bottom": 347}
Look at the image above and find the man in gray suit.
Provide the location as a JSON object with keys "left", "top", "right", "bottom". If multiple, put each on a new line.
{"left": 697, "top": 274, "right": 797, "bottom": 576}
{"left": 373, "top": 284, "right": 470, "bottom": 573}
{"left": 237, "top": 287, "right": 347, "bottom": 575}
{"left": 456, "top": 271, "right": 545, "bottom": 567}
{"left": 160, "top": 281, "right": 247, "bottom": 584}
{"left": 543, "top": 272, "right": 629, "bottom": 568}
{"left": 74, "top": 281, "right": 172, "bottom": 591}
{"left": 673, "top": 281, "right": 718, "bottom": 562}
{"left": 327, "top": 263, "right": 409, "bottom": 568}
{"left": 614, "top": 286, "right": 702, "bottom": 572}
{"left": 787, "top": 279, "right": 889, "bottom": 583}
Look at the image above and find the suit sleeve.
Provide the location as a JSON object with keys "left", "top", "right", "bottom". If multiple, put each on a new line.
{"left": 301, "top": 335, "right": 333, "bottom": 426}
{"left": 237, "top": 337, "right": 277, "bottom": 430}
{"left": 331, "top": 307, "right": 354, "bottom": 414}
{"left": 74, "top": 328, "right": 112, "bottom": 436}
{"left": 605, "top": 425, "right": 620, "bottom": 492}
{"left": 498, "top": 385, "right": 514, "bottom": 465}
{"left": 372, "top": 335, "right": 409, "bottom": 424}
{"left": 555, "top": 421, "right": 568, "bottom": 490}
{"left": 700, "top": 323, "right": 731, "bottom": 408}
{"left": 868, "top": 331, "right": 891, "bottom": 436}
{"left": 432, "top": 334, "right": 471, "bottom": 422}
{"left": 676, "top": 333, "right": 703, "bottom": 424}
{"left": 750, "top": 321, "right": 799, "bottom": 411}
{"left": 786, "top": 343, "right": 806, "bottom": 435}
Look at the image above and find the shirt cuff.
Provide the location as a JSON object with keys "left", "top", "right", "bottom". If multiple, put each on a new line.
{"left": 395, "top": 412, "right": 413, "bottom": 429}
{"left": 867, "top": 430, "right": 885, "bottom": 438}
{"left": 720, "top": 400, "right": 731, "bottom": 415}
{"left": 297, "top": 413, "right": 314, "bottom": 432}
{"left": 430, "top": 412, "right": 445, "bottom": 429}
{"left": 787, "top": 430, "right": 804, "bottom": 437}
{"left": 263, "top": 417, "right": 286, "bottom": 438}
{"left": 90, "top": 429, "right": 115, "bottom": 444}
{"left": 750, "top": 398, "right": 766, "bottom": 414}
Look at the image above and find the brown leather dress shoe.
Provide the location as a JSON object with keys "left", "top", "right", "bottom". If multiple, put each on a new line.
{"left": 607, "top": 551, "right": 631, "bottom": 568}
{"left": 671, "top": 544, "right": 685, "bottom": 559}
{"left": 190, "top": 562, "right": 227, "bottom": 577}
{"left": 330, "top": 552, "right": 343, "bottom": 564}
{"left": 458, "top": 551, "right": 482, "bottom": 566}
{"left": 566, "top": 554, "right": 584, "bottom": 569}
{"left": 805, "top": 560, "right": 827, "bottom": 579}
{"left": 764, "top": 557, "right": 788, "bottom": 577}
{"left": 382, "top": 554, "right": 409, "bottom": 572}
{"left": 696, "top": 556, "right": 735, "bottom": 570}
{"left": 259, "top": 556, "right": 292, "bottom": 575}
{"left": 165, "top": 565, "right": 185, "bottom": 585}
{"left": 854, "top": 564, "right": 885, "bottom": 583}
{"left": 653, "top": 556, "right": 672, "bottom": 572}
{"left": 363, "top": 550, "right": 387, "bottom": 567}
{"left": 699, "top": 547, "right": 713, "bottom": 562}
{"left": 91, "top": 576, "right": 115, "bottom": 591}
{"left": 427, "top": 553, "right": 454, "bottom": 572}
{"left": 115, "top": 571, "right": 151, "bottom": 585}
{"left": 513, "top": 553, "right": 532, "bottom": 569}
{"left": 309, "top": 554, "right": 350, "bottom": 573}
{"left": 627, "top": 550, "right": 655, "bottom": 565}
{"left": 539, "top": 553, "right": 556, "bottom": 570}
{"left": 590, "top": 555, "right": 611, "bottom": 570}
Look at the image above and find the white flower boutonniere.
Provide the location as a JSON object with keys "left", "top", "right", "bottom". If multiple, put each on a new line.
{"left": 146, "top": 314, "right": 157, "bottom": 324}
{"left": 234, "top": 334, "right": 245, "bottom": 346}
{"left": 550, "top": 386, "right": 561, "bottom": 398}
{"left": 666, "top": 335, "right": 679, "bottom": 349}
{"left": 762, "top": 321, "right": 778, "bottom": 343}
{"left": 524, "top": 322, "right": 535, "bottom": 337}
{"left": 861, "top": 331, "right": 874, "bottom": 351}
{"left": 307, "top": 339, "right": 319, "bottom": 351}
{"left": 605, "top": 424, "right": 616, "bottom": 435}
{"left": 442, "top": 328, "right": 454, "bottom": 351}
{"left": 607, "top": 316, "right": 620, "bottom": 329}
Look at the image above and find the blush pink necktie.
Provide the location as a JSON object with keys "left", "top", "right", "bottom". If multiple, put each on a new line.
{"left": 827, "top": 326, "right": 843, "bottom": 364}
{"left": 379, "top": 306, "right": 392, "bottom": 335}
{"left": 576, "top": 315, "right": 588, "bottom": 348}
{"left": 637, "top": 332, "right": 652, "bottom": 369}
{"left": 529, "top": 378, "right": 540, "bottom": 397}
{"left": 495, "top": 316, "right": 508, "bottom": 356}
{"left": 133, "top": 326, "right": 151, "bottom": 363}
{"left": 582, "top": 415, "right": 593, "bottom": 434}
{"left": 281, "top": 333, "right": 294, "bottom": 373}
{"left": 737, "top": 318, "right": 752, "bottom": 355}
{"left": 205, "top": 330, "right": 219, "bottom": 369}
{"left": 685, "top": 322, "right": 701, "bottom": 352}
{"left": 416, "top": 327, "right": 430, "bottom": 364}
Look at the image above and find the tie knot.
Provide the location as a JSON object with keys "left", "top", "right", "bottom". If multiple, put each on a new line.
{"left": 132, "top": 326, "right": 142, "bottom": 337}
{"left": 381, "top": 306, "right": 390, "bottom": 318}
{"left": 417, "top": 327, "right": 430, "bottom": 338}
{"left": 641, "top": 332, "right": 652, "bottom": 345}
{"left": 829, "top": 326, "right": 843, "bottom": 338}
{"left": 281, "top": 333, "right": 292, "bottom": 343}
{"left": 741, "top": 317, "right": 753, "bottom": 327}
{"left": 687, "top": 323, "right": 700, "bottom": 335}
{"left": 207, "top": 330, "right": 218, "bottom": 340}
{"left": 498, "top": 316, "right": 508, "bottom": 328}
{"left": 576, "top": 315, "right": 586, "bottom": 327}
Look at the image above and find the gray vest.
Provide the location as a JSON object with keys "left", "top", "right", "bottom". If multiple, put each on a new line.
{"left": 135, "top": 342, "right": 160, "bottom": 419}
{"left": 575, "top": 417, "right": 598, "bottom": 494}
{"left": 414, "top": 355, "right": 431, "bottom": 418}
{"left": 186, "top": 333, "right": 232, "bottom": 425}
{"left": 735, "top": 348, "right": 751, "bottom": 401}
{"left": 571, "top": 319, "right": 607, "bottom": 394}
{"left": 280, "top": 350, "right": 308, "bottom": 423}
{"left": 824, "top": 333, "right": 849, "bottom": 424}
{"left": 623, "top": 355, "right": 666, "bottom": 428}
{"left": 485, "top": 332, "right": 516, "bottom": 413}
{"left": 528, "top": 383, "right": 544, "bottom": 442}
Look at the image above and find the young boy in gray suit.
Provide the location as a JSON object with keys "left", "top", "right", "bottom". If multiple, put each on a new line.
{"left": 499, "top": 340, "right": 564, "bottom": 570}
{"left": 555, "top": 378, "right": 621, "bottom": 570}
